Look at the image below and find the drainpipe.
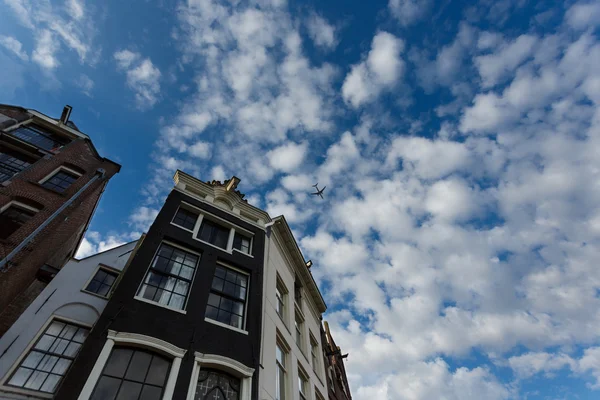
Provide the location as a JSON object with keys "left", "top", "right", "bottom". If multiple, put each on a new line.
{"left": 0, "top": 168, "right": 106, "bottom": 271}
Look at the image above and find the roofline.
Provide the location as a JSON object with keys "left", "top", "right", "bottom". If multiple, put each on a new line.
{"left": 272, "top": 215, "right": 327, "bottom": 313}
{"left": 75, "top": 239, "right": 139, "bottom": 261}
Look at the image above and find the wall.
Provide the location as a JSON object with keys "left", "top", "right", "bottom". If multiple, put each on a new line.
{"left": 56, "top": 189, "right": 266, "bottom": 400}
{"left": 260, "top": 231, "right": 328, "bottom": 400}
{"left": 0, "top": 110, "right": 120, "bottom": 336}
{"left": 0, "top": 241, "right": 138, "bottom": 399}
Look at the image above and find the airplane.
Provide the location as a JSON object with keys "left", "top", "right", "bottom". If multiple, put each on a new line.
{"left": 311, "top": 183, "right": 326, "bottom": 199}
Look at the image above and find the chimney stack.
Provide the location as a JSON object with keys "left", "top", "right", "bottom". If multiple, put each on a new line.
{"left": 59, "top": 105, "right": 72, "bottom": 124}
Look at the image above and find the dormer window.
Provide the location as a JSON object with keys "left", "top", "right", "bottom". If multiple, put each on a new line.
{"left": 9, "top": 124, "right": 69, "bottom": 151}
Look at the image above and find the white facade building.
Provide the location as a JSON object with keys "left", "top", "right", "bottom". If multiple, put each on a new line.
{"left": 0, "top": 241, "right": 138, "bottom": 400}
{"left": 260, "top": 216, "right": 328, "bottom": 400}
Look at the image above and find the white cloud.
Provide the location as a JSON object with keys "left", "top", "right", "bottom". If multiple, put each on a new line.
{"left": 388, "top": 0, "right": 431, "bottom": 26}
{"left": 508, "top": 352, "right": 576, "bottom": 380}
{"left": 75, "top": 231, "right": 130, "bottom": 259}
{"left": 0, "top": 35, "right": 28, "bottom": 61}
{"left": 306, "top": 14, "right": 337, "bottom": 50}
{"left": 114, "top": 50, "right": 161, "bottom": 109}
{"left": 211, "top": 165, "right": 226, "bottom": 182}
{"left": 65, "top": 0, "right": 84, "bottom": 20}
{"left": 267, "top": 142, "right": 308, "bottom": 173}
{"left": 32, "top": 30, "right": 59, "bottom": 70}
{"left": 565, "top": 1, "right": 600, "bottom": 30}
{"left": 342, "top": 32, "right": 405, "bottom": 107}
{"left": 425, "top": 178, "right": 478, "bottom": 222}
{"left": 75, "top": 73, "right": 94, "bottom": 96}
{"left": 475, "top": 34, "right": 538, "bottom": 87}
{"left": 129, "top": 206, "right": 159, "bottom": 231}
{"left": 187, "top": 141, "right": 211, "bottom": 159}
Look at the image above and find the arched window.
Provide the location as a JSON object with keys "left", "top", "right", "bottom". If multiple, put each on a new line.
{"left": 195, "top": 369, "right": 240, "bottom": 400}
{"left": 90, "top": 347, "right": 170, "bottom": 400}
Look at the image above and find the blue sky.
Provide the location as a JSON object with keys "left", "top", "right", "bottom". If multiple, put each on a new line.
{"left": 3, "top": 0, "right": 600, "bottom": 398}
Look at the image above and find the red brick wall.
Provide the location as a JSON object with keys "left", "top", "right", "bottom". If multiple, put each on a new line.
{"left": 0, "top": 135, "right": 119, "bottom": 336}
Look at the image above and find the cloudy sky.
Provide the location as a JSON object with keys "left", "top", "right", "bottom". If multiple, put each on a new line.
{"left": 2, "top": 0, "right": 600, "bottom": 398}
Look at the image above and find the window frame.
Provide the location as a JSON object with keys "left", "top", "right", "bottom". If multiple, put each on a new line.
{"left": 295, "top": 312, "right": 305, "bottom": 353}
{"left": 0, "top": 316, "right": 90, "bottom": 397}
{"left": 298, "top": 364, "right": 310, "bottom": 400}
{"left": 275, "top": 341, "right": 288, "bottom": 400}
{"left": 170, "top": 205, "right": 199, "bottom": 232}
{"left": 7, "top": 124, "right": 70, "bottom": 152}
{"left": 77, "top": 330, "right": 186, "bottom": 400}
{"left": 0, "top": 200, "right": 39, "bottom": 240}
{"left": 185, "top": 352, "right": 254, "bottom": 400}
{"left": 275, "top": 275, "right": 288, "bottom": 324}
{"left": 0, "top": 146, "right": 34, "bottom": 183}
{"left": 81, "top": 264, "right": 120, "bottom": 299}
{"left": 204, "top": 262, "right": 250, "bottom": 334}
{"left": 171, "top": 202, "right": 255, "bottom": 257}
{"left": 310, "top": 333, "right": 320, "bottom": 375}
{"left": 134, "top": 241, "right": 201, "bottom": 314}
{"left": 38, "top": 166, "right": 82, "bottom": 193}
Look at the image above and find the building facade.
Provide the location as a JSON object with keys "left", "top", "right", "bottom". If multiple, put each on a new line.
{"left": 321, "top": 322, "right": 351, "bottom": 400}
{"left": 0, "top": 240, "right": 139, "bottom": 399}
{"left": 0, "top": 104, "right": 121, "bottom": 336}
{"left": 56, "top": 171, "right": 270, "bottom": 400}
{"left": 259, "top": 216, "right": 329, "bottom": 400}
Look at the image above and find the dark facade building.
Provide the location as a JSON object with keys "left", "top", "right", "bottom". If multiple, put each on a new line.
{"left": 56, "top": 171, "right": 271, "bottom": 400}
{"left": 322, "top": 322, "right": 352, "bottom": 400}
{"left": 0, "top": 104, "right": 121, "bottom": 336}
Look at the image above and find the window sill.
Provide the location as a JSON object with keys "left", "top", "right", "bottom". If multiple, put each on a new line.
{"left": 0, "top": 384, "right": 53, "bottom": 399}
{"left": 204, "top": 317, "right": 248, "bottom": 335}
{"left": 134, "top": 296, "right": 187, "bottom": 314}
{"left": 193, "top": 237, "right": 231, "bottom": 253}
{"left": 81, "top": 289, "right": 110, "bottom": 300}
{"left": 170, "top": 221, "right": 195, "bottom": 233}
{"left": 232, "top": 248, "right": 253, "bottom": 258}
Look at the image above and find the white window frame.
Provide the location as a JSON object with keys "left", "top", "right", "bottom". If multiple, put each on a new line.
{"left": 275, "top": 275, "right": 288, "bottom": 324}
{"left": 309, "top": 333, "right": 320, "bottom": 375}
{"left": 0, "top": 200, "right": 40, "bottom": 214}
{"left": 204, "top": 261, "right": 250, "bottom": 335}
{"left": 295, "top": 312, "right": 305, "bottom": 354}
{"left": 185, "top": 352, "right": 254, "bottom": 400}
{"left": 170, "top": 204, "right": 199, "bottom": 233}
{"left": 298, "top": 364, "right": 310, "bottom": 400}
{"left": 0, "top": 315, "right": 92, "bottom": 399}
{"left": 133, "top": 240, "right": 201, "bottom": 314}
{"left": 81, "top": 264, "right": 120, "bottom": 299}
{"left": 77, "top": 330, "right": 186, "bottom": 400}
{"left": 38, "top": 166, "right": 82, "bottom": 186}
{"left": 171, "top": 201, "right": 254, "bottom": 257}
{"left": 275, "top": 333, "right": 291, "bottom": 400}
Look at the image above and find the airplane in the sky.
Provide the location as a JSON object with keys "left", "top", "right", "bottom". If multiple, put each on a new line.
{"left": 311, "top": 183, "right": 326, "bottom": 199}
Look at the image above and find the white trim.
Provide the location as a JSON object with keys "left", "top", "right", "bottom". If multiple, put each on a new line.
{"left": 0, "top": 200, "right": 40, "bottom": 214}
{"left": 38, "top": 165, "right": 83, "bottom": 185}
{"left": 170, "top": 221, "right": 195, "bottom": 233}
{"left": 204, "top": 318, "right": 248, "bottom": 335}
{"left": 170, "top": 204, "right": 199, "bottom": 232}
{"left": 77, "top": 331, "right": 186, "bottom": 400}
{"left": 185, "top": 353, "right": 254, "bottom": 400}
{"left": 186, "top": 201, "right": 254, "bottom": 237}
{"left": 134, "top": 296, "right": 188, "bottom": 314}
{"left": 133, "top": 240, "right": 201, "bottom": 313}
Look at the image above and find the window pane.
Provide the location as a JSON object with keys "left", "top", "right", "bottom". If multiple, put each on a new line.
{"left": 41, "top": 374, "right": 61, "bottom": 393}
{"left": 145, "top": 356, "right": 170, "bottom": 386}
{"left": 24, "top": 370, "right": 48, "bottom": 390}
{"left": 22, "top": 351, "right": 43, "bottom": 368}
{"left": 0, "top": 206, "right": 36, "bottom": 239}
{"left": 42, "top": 170, "right": 79, "bottom": 193}
{"left": 8, "top": 368, "right": 33, "bottom": 387}
{"left": 91, "top": 376, "right": 121, "bottom": 400}
{"left": 103, "top": 348, "right": 133, "bottom": 378}
{"left": 140, "top": 385, "right": 163, "bottom": 400}
{"left": 115, "top": 380, "right": 142, "bottom": 400}
{"left": 195, "top": 369, "right": 240, "bottom": 400}
{"left": 125, "top": 351, "right": 152, "bottom": 382}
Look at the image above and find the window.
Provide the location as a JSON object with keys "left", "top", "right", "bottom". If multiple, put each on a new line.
{"left": 294, "top": 280, "right": 302, "bottom": 307}
{"left": 0, "top": 149, "right": 32, "bottom": 182}
{"left": 298, "top": 372, "right": 308, "bottom": 400}
{"left": 276, "top": 278, "right": 287, "bottom": 320}
{"left": 197, "top": 218, "right": 230, "bottom": 249}
{"left": 9, "top": 125, "right": 69, "bottom": 151}
{"left": 233, "top": 232, "right": 251, "bottom": 254}
{"left": 41, "top": 169, "right": 79, "bottom": 193}
{"left": 205, "top": 265, "right": 248, "bottom": 330}
{"left": 85, "top": 267, "right": 118, "bottom": 298}
{"left": 310, "top": 335, "right": 319, "bottom": 372}
{"left": 315, "top": 387, "right": 325, "bottom": 400}
{"left": 194, "top": 369, "right": 240, "bottom": 400}
{"left": 7, "top": 320, "right": 88, "bottom": 394}
{"left": 137, "top": 243, "right": 199, "bottom": 311}
{"left": 172, "top": 207, "right": 198, "bottom": 231}
{"left": 295, "top": 314, "right": 304, "bottom": 351}
{"left": 275, "top": 344, "right": 286, "bottom": 400}
{"left": 0, "top": 204, "right": 36, "bottom": 239}
{"left": 90, "top": 347, "right": 170, "bottom": 400}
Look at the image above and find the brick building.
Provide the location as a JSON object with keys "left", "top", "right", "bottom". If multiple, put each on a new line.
{"left": 0, "top": 104, "right": 121, "bottom": 336}
{"left": 322, "top": 322, "right": 352, "bottom": 400}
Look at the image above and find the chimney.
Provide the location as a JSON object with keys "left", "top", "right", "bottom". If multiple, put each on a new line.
{"left": 226, "top": 176, "right": 241, "bottom": 192}
{"left": 59, "top": 105, "right": 72, "bottom": 124}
